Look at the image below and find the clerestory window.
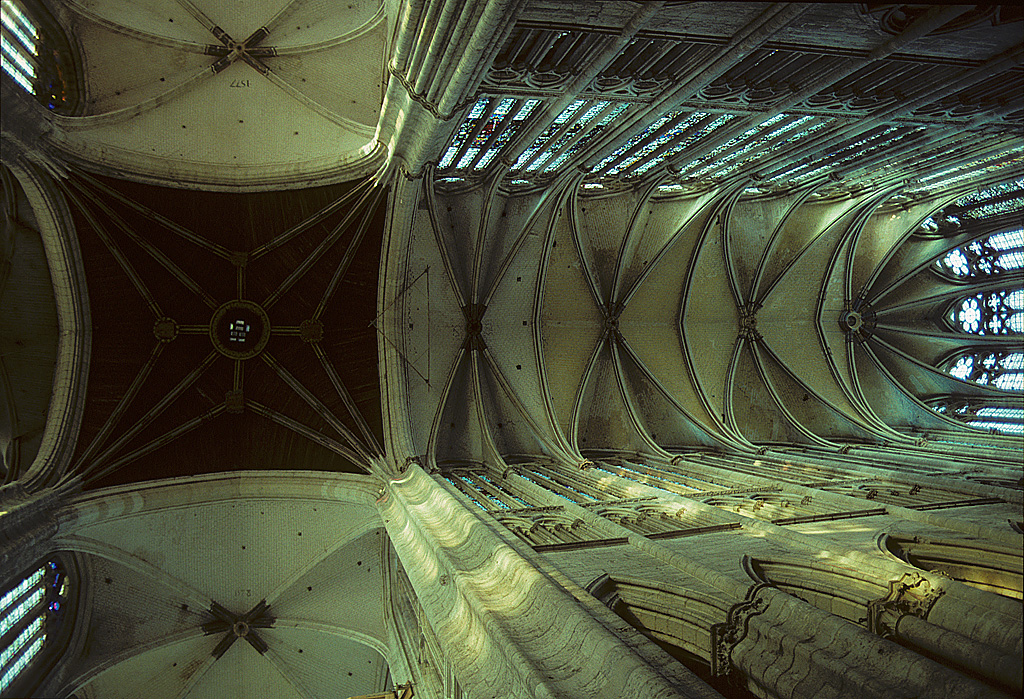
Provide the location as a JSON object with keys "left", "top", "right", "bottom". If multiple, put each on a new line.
{"left": 0, "top": 560, "right": 70, "bottom": 695}
{"left": 920, "top": 178, "right": 1024, "bottom": 236}
{"left": 947, "top": 289, "right": 1024, "bottom": 335}
{"left": 1, "top": 0, "right": 37, "bottom": 95}
{"left": 438, "top": 97, "right": 542, "bottom": 173}
{"left": 930, "top": 399, "right": 1024, "bottom": 435}
{"left": 905, "top": 146, "right": 1024, "bottom": 194}
{"left": 0, "top": 0, "right": 78, "bottom": 111}
{"left": 511, "top": 99, "right": 630, "bottom": 176}
{"left": 935, "top": 228, "right": 1024, "bottom": 280}
{"left": 765, "top": 124, "right": 921, "bottom": 185}
{"left": 945, "top": 350, "right": 1023, "bottom": 391}
{"left": 591, "top": 110, "right": 720, "bottom": 179}
{"left": 679, "top": 113, "right": 829, "bottom": 182}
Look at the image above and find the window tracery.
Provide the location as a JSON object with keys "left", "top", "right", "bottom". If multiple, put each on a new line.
{"left": 920, "top": 179, "right": 1024, "bottom": 236}
{"left": 511, "top": 99, "right": 630, "bottom": 175}
{"left": 946, "top": 288, "right": 1024, "bottom": 335}
{"left": 934, "top": 227, "right": 1024, "bottom": 280}
{"left": 945, "top": 350, "right": 1024, "bottom": 392}
{"left": 438, "top": 97, "right": 542, "bottom": 173}
{"left": 592, "top": 111, "right": 732, "bottom": 180}
{"left": 682, "top": 114, "right": 829, "bottom": 181}
{"left": 1, "top": 0, "right": 37, "bottom": 95}
{"left": 905, "top": 146, "right": 1024, "bottom": 194}
{"left": 771, "top": 125, "right": 925, "bottom": 185}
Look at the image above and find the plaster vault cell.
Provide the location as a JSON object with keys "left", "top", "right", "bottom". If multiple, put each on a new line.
{"left": 54, "top": 473, "right": 390, "bottom": 699}
{"left": 53, "top": 0, "right": 388, "bottom": 187}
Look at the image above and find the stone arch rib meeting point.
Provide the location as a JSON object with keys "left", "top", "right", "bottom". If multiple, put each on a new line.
{"left": 824, "top": 183, "right": 912, "bottom": 442}
{"left": 678, "top": 181, "right": 759, "bottom": 452}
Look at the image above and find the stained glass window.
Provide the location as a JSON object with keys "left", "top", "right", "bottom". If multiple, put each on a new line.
{"left": 949, "top": 289, "right": 1024, "bottom": 335}
{"left": 677, "top": 113, "right": 833, "bottom": 182}
{"left": 480, "top": 473, "right": 529, "bottom": 507}
{"left": 590, "top": 111, "right": 741, "bottom": 180}
{"left": 1, "top": 0, "right": 39, "bottom": 95}
{"left": 438, "top": 97, "right": 541, "bottom": 173}
{"left": 946, "top": 351, "right": 1023, "bottom": 391}
{"left": 920, "top": 179, "right": 1024, "bottom": 235}
{"left": 935, "top": 228, "right": 1024, "bottom": 279}
{"left": 1, "top": 0, "right": 76, "bottom": 111}
{"left": 931, "top": 400, "right": 1024, "bottom": 435}
{"left": 511, "top": 100, "right": 630, "bottom": 175}
{"left": 783, "top": 126, "right": 925, "bottom": 185}
{"left": 445, "top": 475, "right": 489, "bottom": 511}
{"left": 0, "top": 560, "right": 68, "bottom": 694}
{"left": 907, "top": 146, "right": 1024, "bottom": 194}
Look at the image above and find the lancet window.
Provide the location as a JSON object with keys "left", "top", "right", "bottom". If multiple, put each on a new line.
{"left": 1, "top": 0, "right": 37, "bottom": 95}
{"left": 679, "top": 114, "right": 829, "bottom": 181}
{"left": 511, "top": 99, "right": 630, "bottom": 176}
{"left": 0, "top": 560, "right": 69, "bottom": 694}
{"left": 905, "top": 146, "right": 1024, "bottom": 194}
{"left": 935, "top": 229, "right": 1024, "bottom": 279}
{"left": 766, "top": 125, "right": 924, "bottom": 185}
{"left": 0, "top": 0, "right": 77, "bottom": 111}
{"left": 590, "top": 111, "right": 733, "bottom": 180}
{"left": 444, "top": 470, "right": 533, "bottom": 511}
{"left": 438, "top": 97, "right": 542, "bottom": 174}
{"left": 931, "top": 399, "right": 1024, "bottom": 436}
{"left": 921, "top": 179, "right": 1024, "bottom": 236}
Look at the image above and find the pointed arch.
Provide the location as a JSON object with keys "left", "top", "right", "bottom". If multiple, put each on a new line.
{"left": 880, "top": 533, "right": 1023, "bottom": 600}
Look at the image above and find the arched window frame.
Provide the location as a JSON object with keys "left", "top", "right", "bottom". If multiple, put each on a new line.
{"left": 879, "top": 533, "right": 1023, "bottom": 600}
{"left": 927, "top": 396, "right": 1024, "bottom": 436}
{"left": 916, "top": 178, "right": 1024, "bottom": 240}
{"left": 932, "top": 227, "right": 1024, "bottom": 282}
{"left": 0, "top": 554, "right": 77, "bottom": 697}
{"left": 0, "top": 0, "right": 81, "bottom": 113}
{"left": 938, "top": 347, "right": 1024, "bottom": 392}
{"left": 941, "top": 287, "right": 1024, "bottom": 336}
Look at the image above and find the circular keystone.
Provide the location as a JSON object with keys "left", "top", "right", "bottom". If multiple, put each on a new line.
{"left": 153, "top": 317, "right": 178, "bottom": 342}
{"left": 233, "top": 620, "right": 249, "bottom": 637}
{"left": 210, "top": 300, "right": 271, "bottom": 360}
{"left": 840, "top": 310, "right": 864, "bottom": 332}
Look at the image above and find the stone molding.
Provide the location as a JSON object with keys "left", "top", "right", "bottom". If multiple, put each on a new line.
{"left": 867, "top": 571, "right": 946, "bottom": 638}
{"left": 709, "top": 582, "right": 771, "bottom": 676}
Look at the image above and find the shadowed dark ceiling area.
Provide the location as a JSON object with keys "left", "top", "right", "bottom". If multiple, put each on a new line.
{"left": 60, "top": 171, "right": 386, "bottom": 489}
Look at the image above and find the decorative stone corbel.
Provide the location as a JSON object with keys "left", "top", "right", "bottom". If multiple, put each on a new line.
{"left": 709, "top": 583, "right": 771, "bottom": 676}
{"left": 867, "top": 572, "right": 945, "bottom": 639}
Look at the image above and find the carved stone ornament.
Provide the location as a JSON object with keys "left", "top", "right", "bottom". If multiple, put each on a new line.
{"left": 859, "top": 4, "right": 1019, "bottom": 36}
{"left": 709, "top": 583, "right": 771, "bottom": 676}
{"left": 867, "top": 571, "right": 945, "bottom": 638}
